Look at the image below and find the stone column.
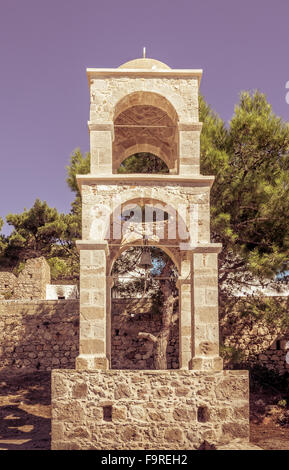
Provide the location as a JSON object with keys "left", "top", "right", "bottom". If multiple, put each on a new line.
{"left": 177, "top": 254, "right": 193, "bottom": 369}
{"left": 76, "top": 241, "right": 109, "bottom": 370}
{"left": 191, "top": 251, "right": 223, "bottom": 370}
{"left": 88, "top": 122, "right": 114, "bottom": 174}
{"left": 178, "top": 123, "right": 202, "bottom": 175}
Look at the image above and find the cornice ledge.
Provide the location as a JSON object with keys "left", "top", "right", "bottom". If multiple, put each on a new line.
{"left": 87, "top": 68, "right": 203, "bottom": 80}
{"left": 179, "top": 243, "right": 222, "bottom": 253}
{"left": 178, "top": 122, "right": 203, "bottom": 131}
{"left": 87, "top": 121, "right": 114, "bottom": 132}
{"left": 76, "top": 174, "right": 215, "bottom": 192}
{"left": 76, "top": 240, "right": 109, "bottom": 253}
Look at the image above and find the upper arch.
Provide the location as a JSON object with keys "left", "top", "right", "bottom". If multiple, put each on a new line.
{"left": 113, "top": 91, "right": 179, "bottom": 123}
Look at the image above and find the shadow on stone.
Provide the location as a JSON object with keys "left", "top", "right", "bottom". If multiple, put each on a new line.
{"left": 197, "top": 440, "right": 217, "bottom": 450}
{"left": 0, "top": 369, "right": 51, "bottom": 450}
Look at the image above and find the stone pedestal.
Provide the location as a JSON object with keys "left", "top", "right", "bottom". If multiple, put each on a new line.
{"left": 51, "top": 369, "right": 249, "bottom": 450}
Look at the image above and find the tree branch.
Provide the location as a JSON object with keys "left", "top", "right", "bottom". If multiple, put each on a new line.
{"left": 138, "top": 332, "right": 158, "bottom": 343}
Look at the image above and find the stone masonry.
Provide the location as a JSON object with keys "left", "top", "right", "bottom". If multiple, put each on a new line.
{"left": 0, "top": 298, "right": 287, "bottom": 374}
{"left": 0, "top": 257, "right": 50, "bottom": 300}
{"left": 51, "top": 56, "right": 250, "bottom": 449}
{"left": 51, "top": 370, "right": 249, "bottom": 450}
{"left": 0, "top": 300, "right": 79, "bottom": 370}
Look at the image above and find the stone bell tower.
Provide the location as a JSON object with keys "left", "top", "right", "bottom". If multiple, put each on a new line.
{"left": 51, "top": 57, "right": 250, "bottom": 450}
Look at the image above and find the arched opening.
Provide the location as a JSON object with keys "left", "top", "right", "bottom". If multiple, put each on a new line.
{"left": 117, "top": 152, "right": 169, "bottom": 174}
{"left": 105, "top": 197, "right": 190, "bottom": 249}
{"left": 110, "top": 246, "right": 179, "bottom": 370}
{"left": 114, "top": 91, "right": 179, "bottom": 123}
{"left": 112, "top": 91, "right": 179, "bottom": 174}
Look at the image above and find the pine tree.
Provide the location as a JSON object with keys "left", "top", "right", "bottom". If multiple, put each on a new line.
{"left": 200, "top": 91, "right": 289, "bottom": 296}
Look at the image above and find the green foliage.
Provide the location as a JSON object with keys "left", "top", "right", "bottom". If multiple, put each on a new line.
{"left": 64, "top": 148, "right": 90, "bottom": 247}
{"left": 5, "top": 199, "right": 67, "bottom": 258}
{"left": 199, "top": 94, "right": 229, "bottom": 179}
{"left": 220, "top": 292, "right": 289, "bottom": 346}
{"left": 13, "top": 261, "right": 25, "bottom": 275}
{"left": 118, "top": 153, "right": 169, "bottom": 174}
{"left": 200, "top": 91, "right": 289, "bottom": 290}
{"left": 277, "top": 399, "right": 287, "bottom": 408}
{"left": 220, "top": 344, "right": 245, "bottom": 367}
{"left": 238, "top": 296, "right": 289, "bottom": 329}
{"left": 47, "top": 257, "right": 72, "bottom": 279}
{"left": 0, "top": 217, "right": 8, "bottom": 256}
{"left": 66, "top": 148, "right": 90, "bottom": 195}
{"left": 1, "top": 199, "right": 79, "bottom": 280}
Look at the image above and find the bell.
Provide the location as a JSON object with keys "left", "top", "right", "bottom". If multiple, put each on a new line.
{"left": 138, "top": 249, "right": 153, "bottom": 269}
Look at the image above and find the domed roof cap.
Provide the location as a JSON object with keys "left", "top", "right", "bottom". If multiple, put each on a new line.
{"left": 119, "top": 58, "right": 171, "bottom": 70}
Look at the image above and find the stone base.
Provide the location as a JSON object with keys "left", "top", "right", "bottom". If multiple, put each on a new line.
{"left": 216, "top": 439, "right": 262, "bottom": 450}
{"left": 190, "top": 356, "right": 224, "bottom": 371}
{"left": 51, "top": 369, "right": 249, "bottom": 450}
{"left": 75, "top": 354, "right": 109, "bottom": 370}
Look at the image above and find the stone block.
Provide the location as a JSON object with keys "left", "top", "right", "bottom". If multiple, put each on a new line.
{"left": 205, "top": 288, "right": 218, "bottom": 306}
{"left": 90, "top": 290, "right": 105, "bottom": 305}
{"left": 191, "top": 356, "right": 223, "bottom": 371}
{"left": 51, "top": 422, "right": 64, "bottom": 441}
{"left": 112, "top": 406, "right": 127, "bottom": 421}
{"left": 80, "top": 306, "right": 105, "bottom": 320}
{"left": 79, "top": 339, "right": 105, "bottom": 355}
{"left": 194, "top": 306, "right": 218, "bottom": 324}
{"left": 164, "top": 427, "right": 184, "bottom": 443}
{"left": 72, "top": 382, "right": 88, "bottom": 399}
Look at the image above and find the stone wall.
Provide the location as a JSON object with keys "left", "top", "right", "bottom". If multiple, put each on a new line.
{"left": 0, "top": 296, "right": 288, "bottom": 374}
{"left": 51, "top": 369, "right": 249, "bottom": 450}
{"left": 0, "top": 257, "right": 51, "bottom": 300}
{"left": 111, "top": 298, "right": 179, "bottom": 370}
{"left": 89, "top": 76, "right": 199, "bottom": 124}
{"left": 220, "top": 301, "right": 289, "bottom": 374}
{"left": 0, "top": 298, "right": 178, "bottom": 372}
{"left": 0, "top": 272, "right": 17, "bottom": 298}
{"left": 0, "top": 300, "right": 79, "bottom": 370}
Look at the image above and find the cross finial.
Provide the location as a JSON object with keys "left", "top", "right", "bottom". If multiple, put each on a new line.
{"left": 143, "top": 47, "right": 146, "bottom": 58}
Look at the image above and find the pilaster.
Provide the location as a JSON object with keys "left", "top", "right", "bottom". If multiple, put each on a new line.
{"left": 88, "top": 122, "right": 114, "bottom": 174}
{"left": 191, "top": 251, "right": 223, "bottom": 371}
{"left": 75, "top": 240, "right": 109, "bottom": 370}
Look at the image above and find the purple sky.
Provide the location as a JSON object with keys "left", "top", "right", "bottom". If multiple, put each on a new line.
{"left": 1, "top": 0, "right": 289, "bottom": 235}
